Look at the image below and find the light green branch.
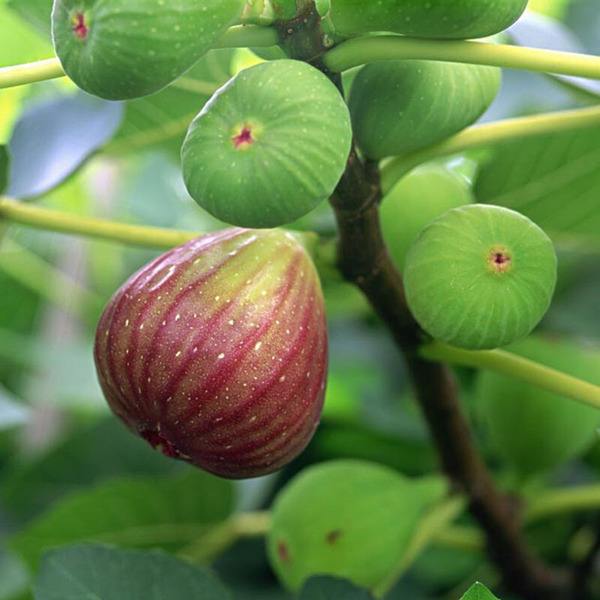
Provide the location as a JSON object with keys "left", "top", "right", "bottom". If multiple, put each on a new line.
{"left": 0, "top": 197, "right": 199, "bottom": 249}
{"left": 0, "top": 58, "right": 64, "bottom": 89}
{"left": 380, "top": 104, "right": 600, "bottom": 194}
{"left": 324, "top": 35, "right": 600, "bottom": 79}
{"left": 421, "top": 341, "right": 600, "bottom": 411}
{"left": 0, "top": 25, "right": 278, "bottom": 90}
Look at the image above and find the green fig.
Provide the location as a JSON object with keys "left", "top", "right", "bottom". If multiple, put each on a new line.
{"left": 476, "top": 336, "right": 600, "bottom": 476}
{"left": 328, "top": 0, "right": 528, "bottom": 40}
{"left": 349, "top": 60, "right": 501, "bottom": 159}
{"left": 381, "top": 165, "right": 473, "bottom": 270}
{"left": 267, "top": 460, "right": 446, "bottom": 591}
{"left": 52, "top": 0, "right": 245, "bottom": 100}
{"left": 181, "top": 59, "right": 352, "bottom": 228}
{"left": 404, "top": 205, "right": 557, "bottom": 350}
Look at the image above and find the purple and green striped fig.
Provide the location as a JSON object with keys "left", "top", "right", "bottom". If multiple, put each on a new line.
{"left": 94, "top": 228, "right": 328, "bottom": 479}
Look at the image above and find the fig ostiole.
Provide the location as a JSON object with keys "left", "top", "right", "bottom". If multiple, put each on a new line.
{"left": 52, "top": 0, "right": 245, "bottom": 100}
{"left": 349, "top": 60, "right": 501, "bottom": 159}
{"left": 327, "top": 0, "right": 528, "bottom": 40}
{"left": 181, "top": 59, "right": 352, "bottom": 228}
{"left": 403, "top": 204, "right": 558, "bottom": 350}
{"left": 94, "top": 228, "right": 328, "bottom": 479}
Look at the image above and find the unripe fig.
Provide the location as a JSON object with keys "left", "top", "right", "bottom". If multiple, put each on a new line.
{"left": 94, "top": 229, "right": 328, "bottom": 479}
{"left": 404, "top": 205, "right": 557, "bottom": 350}
{"left": 52, "top": 0, "right": 244, "bottom": 100}
{"left": 381, "top": 165, "right": 473, "bottom": 270}
{"left": 476, "top": 336, "right": 600, "bottom": 476}
{"left": 181, "top": 59, "right": 352, "bottom": 228}
{"left": 328, "top": 0, "right": 528, "bottom": 40}
{"left": 349, "top": 60, "right": 500, "bottom": 159}
{"left": 267, "top": 460, "right": 445, "bottom": 591}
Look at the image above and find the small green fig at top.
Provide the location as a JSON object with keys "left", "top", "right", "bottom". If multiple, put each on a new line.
{"left": 52, "top": 0, "right": 245, "bottom": 100}
{"left": 327, "top": 0, "right": 529, "bottom": 40}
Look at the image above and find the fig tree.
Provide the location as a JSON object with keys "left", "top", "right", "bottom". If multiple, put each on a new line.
{"left": 94, "top": 228, "right": 328, "bottom": 479}
{"left": 52, "top": 0, "right": 245, "bottom": 100}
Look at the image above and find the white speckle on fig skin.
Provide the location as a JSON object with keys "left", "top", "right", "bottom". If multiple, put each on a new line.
{"left": 94, "top": 229, "right": 328, "bottom": 479}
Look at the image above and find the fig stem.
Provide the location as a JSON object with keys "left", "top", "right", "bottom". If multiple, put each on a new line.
{"left": 0, "top": 26, "right": 278, "bottom": 90}
{"left": 0, "top": 58, "right": 64, "bottom": 89}
{"left": 178, "top": 511, "right": 271, "bottom": 563}
{"left": 380, "top": 104, "right": 600, "bottom": 194}
{"left": 421, "top": 341, "right": 600, "bottom": 411}
{"left": 324, "top": 35, "right": 600, "bottom": 79}
{"left": 0, "top": 196, "right": 198, "bottom": 249}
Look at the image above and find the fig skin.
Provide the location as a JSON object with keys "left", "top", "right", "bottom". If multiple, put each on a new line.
{"left": 349, "top": 60, "right": 501, "bottom": 160}
{"left": 52, "top": 0, "right": 244, "bottom": 100}
{"left": 94, "top": 228, "right": 328, "bottom": 479}
{"left": 328, "top": 0, "right": 528, "bottom": 40}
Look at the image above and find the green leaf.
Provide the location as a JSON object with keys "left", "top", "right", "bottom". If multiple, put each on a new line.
{"left": 6, "top": 0, "right": 52, "bottom": 39}
{"left": 268, "top": 460, "right": 447, "bottom": 592}
{"left": 298, "top": 576, "right": 374, "bottom": 599}
{"left": 0, "top": 386, "right": 29, "bottom": 431}
{"left": 0, "top": 4, "right": 51, "bottom": 66}
{"left": 7, "top": 93, "right": 123, "bottom": 199}
{"left": 460, "top": 582, "right": 500, "bottom": 600}
{"left": 0, "top": 145, "right": 9, "bottom": 193}
{"left": 34, "top": 544, "right": 231, "bottom": 600}
{"left": 474, "top": 125, "right": 600, "bottom": 240}
{"left": 11, "top": 470, "right": 234, "bottom": 570}
{"left": 1, "top": 418, "right": 179, "bottom": 521}
{"left": 107, "top": 50, "right": 235, "bottom": 157}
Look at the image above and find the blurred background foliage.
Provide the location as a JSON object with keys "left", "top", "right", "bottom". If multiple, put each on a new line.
{"left": 1, "top": 0, "right": 600, "bottom": 599}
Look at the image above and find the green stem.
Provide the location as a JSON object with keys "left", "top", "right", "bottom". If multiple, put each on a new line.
{"left": 0, "top": 197, "right": 199, "bottom": 249}
{"left": 179, "top": 512, "right": 271, "bottom": 563}
{"left": 323, "top": 35, "right": 600, "bottom": 78}
{"left": 380, "top": 104, "right": 600, "bottom": 194}
{"left": 421, "top": 341, "right": 600, "bottom": 411}
{"left": 525, "top": 485, "right": 600, "bottom": 522}
{"left": 0, "top": 26, "right": 278, "bottom": 90}
{"left": 0, "top": 58, "right": 64, "bottom": 89}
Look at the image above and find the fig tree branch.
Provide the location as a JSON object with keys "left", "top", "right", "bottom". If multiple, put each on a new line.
{"left": 421, "top": 341, "right": 600, "bottom": 410}
{"left": 0, "top": 196, "right": 198, "bottom": 249}
{"left": 324, "top": 35, "right": 600, "bottom": 80}
{"left": 380, "top": 104, "right": 600, "bottom": 194}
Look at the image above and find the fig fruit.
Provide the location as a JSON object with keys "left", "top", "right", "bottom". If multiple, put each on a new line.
{"left": 181, "top": 59, "right": 352, "bottom": 228}
{"left": 328, "top": 0, "right": 528, "bottom": 40}
{"left": 349, "top": 60, "right": 500, "bottom": 159}
{"left": 404, "top": 205, "right": 557, "bottom": 350}
{"left": 267, "top": 460, "right": 446, "bottom": 591}
{"left": 381, "top": 165, "right": 473, "bottom": 270}
{"left": 52, "top": 0, "right": 244, "bottom": 100}
{"left": 94, "top": 228, "right": 328, "bottom": 479}
{"left": 476, "top": 336, "right": 600, "bottom": 476}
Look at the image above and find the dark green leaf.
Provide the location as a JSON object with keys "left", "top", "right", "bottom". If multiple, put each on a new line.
{"left": 1, "top": 418, "right": 179, "bottom": 521}
{"left": 298, "top": 576, "right": 374, "bottom": 599}
{"left": 460, "top": 582, "right": 500, "bottom": 600}
{"left": 34, "top": 544, "right": 231, "bottom": 600}
{"left": 7, "top": 93, "right": 123, "bottom": 199}
{"left": 474, "top": 125, "right": 600, "bottom": 239}
{"left": 11, "top": 470, "right": 234, "bottom": 569}
{"left": 0, "top": 146, "right": 9, "bottom": 193}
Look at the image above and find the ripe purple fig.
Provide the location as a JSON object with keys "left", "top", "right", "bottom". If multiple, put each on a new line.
{"left": 94, "top": 229, "right": 328, "bottom": 479}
